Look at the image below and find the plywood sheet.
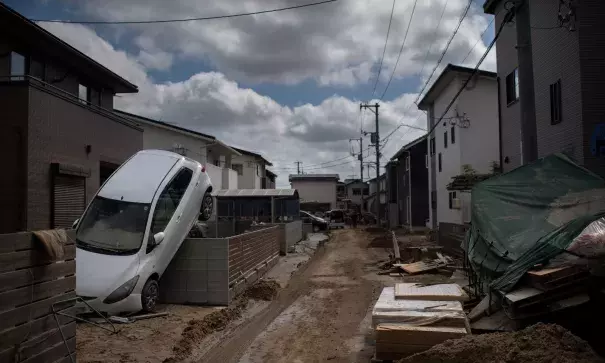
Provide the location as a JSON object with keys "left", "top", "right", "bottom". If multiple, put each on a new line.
{"left": 376, "top": 324, "right": 467, "bottom": 346}
{"left": 374, "top": 287, "right": 463, "bottom": 312}
{"left": 396, "top": 260, "right": 445, "bottom": 274}
{"left": 394, "top": 283, "right": 468, "bottom": 301}
{"left": 372, "top": 310, "right": 467, "bottom": 328}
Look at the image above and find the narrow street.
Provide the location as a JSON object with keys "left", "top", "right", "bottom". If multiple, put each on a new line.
{"left": 200, "top": 228, "right": 391, "bottom": 363}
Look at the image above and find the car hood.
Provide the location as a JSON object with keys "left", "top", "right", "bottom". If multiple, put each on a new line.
{"left": 76, "top": 247, "right": 140, "bottom": 298}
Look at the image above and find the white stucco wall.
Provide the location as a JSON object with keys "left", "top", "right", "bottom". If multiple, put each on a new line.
{"left": 345, "top": 182, "right": 367, "bottom": 206}
{"left": 427, "top": 75, "right": 499, "bottom": 226}
{"left": 140, "top": 123, "right": 211, "bottom": 164}
{"left": 291, "top": 180, "right": 337, "bottom": 209}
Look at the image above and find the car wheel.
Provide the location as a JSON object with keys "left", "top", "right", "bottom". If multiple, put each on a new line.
{"left": 141, "top": 279, "right": 159, "bottom": 312}
{"left": 199, "top": 192, "right": 213, "bottom": 221}
{"left": 313, "top": 224, "right": 320, "bottom": 233}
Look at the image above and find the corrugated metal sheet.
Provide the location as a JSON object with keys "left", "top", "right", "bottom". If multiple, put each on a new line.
{"left": 212, "top": 189, "right": 298, "bottom": 198}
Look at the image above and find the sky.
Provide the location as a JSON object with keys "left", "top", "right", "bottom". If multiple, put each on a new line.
{"left": 5, "top": 0, "right": 496, "bottom": 188}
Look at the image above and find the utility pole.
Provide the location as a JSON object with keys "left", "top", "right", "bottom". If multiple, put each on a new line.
{"left": 515, "top": 0, "right": 538, "bottom": 164}
{"left": 295, "top": 161, "right": 302, "bottom": 174}
{"left": 361, "top": 102, "right": 380, "bottom": 224}
{"left": 350, "top": 136, "right": 364, "bottom": 182}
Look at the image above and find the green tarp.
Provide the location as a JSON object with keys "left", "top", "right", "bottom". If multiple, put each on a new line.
{"left": 466, "top": 153, "right": 605, "bottom": 293}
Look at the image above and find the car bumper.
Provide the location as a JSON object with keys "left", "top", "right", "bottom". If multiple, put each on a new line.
{"left": 78, "top": 294, "right": 142, "bottom": 315}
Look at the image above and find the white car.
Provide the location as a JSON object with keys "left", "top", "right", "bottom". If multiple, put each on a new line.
{"left": 75, "top": 150, "right": 213, "bottom": 314}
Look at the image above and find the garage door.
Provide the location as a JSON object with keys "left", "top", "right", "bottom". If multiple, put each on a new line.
{"left": 53, "top": 175, "right": 86, "bottom": 229}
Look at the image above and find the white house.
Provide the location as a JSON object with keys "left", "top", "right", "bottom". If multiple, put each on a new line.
{"left": 417, "top": 64, "right": 499, "bottom": 228}
{"left": 115, "top": 110, "right": 241, "bottom": 190}
{"left": 344, "top": 179, "right": 368, "bottom": 208}
{"left": 230, "top": 147, "right": 273, "bottom": 189}
{"left": 289, "top": 174, "right": 339, "bottom": 211}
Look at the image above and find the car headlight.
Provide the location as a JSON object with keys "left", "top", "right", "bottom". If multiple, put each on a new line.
{"left": 103, "top": 275, "right": 139, "bottom": 304}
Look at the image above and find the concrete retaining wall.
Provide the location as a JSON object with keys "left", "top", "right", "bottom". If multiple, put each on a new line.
{"left": 160, "top": 225, "right": 280, "bottom": 306}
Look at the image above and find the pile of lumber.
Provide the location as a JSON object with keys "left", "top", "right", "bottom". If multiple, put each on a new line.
{"left": 372, "top": 283, "right": 470, "bottom": 361}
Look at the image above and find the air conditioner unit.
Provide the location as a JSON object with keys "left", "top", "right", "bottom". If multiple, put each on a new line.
{"left": 452, "top": 198, "right": 461, "bottom": 210}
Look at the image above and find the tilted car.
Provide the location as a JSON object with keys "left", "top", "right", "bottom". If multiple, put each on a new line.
{"left": 75, "top": 150, "right": 213, "bottom": 314}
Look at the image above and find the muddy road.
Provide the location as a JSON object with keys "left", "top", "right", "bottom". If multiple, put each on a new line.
{"left": 199, "top": 228, "right": 391, "bottom": 363}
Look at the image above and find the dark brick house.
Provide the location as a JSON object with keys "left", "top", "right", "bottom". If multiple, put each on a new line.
{"left": 387, "top": 135, "right": 429, "bottom": 229}
{"left": 484, "top": 0, "right": 605, "bottom": 176}
{"left": 0, "top": 3, "right": 143, "bottom": 233}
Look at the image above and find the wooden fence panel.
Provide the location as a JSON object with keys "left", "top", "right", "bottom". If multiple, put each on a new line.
{"left": 0, "top": 230, "right": 76, "bottom": 363}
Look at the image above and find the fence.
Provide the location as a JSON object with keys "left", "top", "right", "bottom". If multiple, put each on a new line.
{"left": 160, "top": 225, "right": 279, "bottom": 305}
{"left": 437, "top": 222, "right": 469, "bottom": 258}
{"left": 0, "top": 230, "right": 76, "bottom": 363}
{"left": 248, "top": 221, "right": 303, "bottom": 255}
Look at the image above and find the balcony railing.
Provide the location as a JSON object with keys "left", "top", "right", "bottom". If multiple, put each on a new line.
{"left": 0, "top": 75, "right": 138, "bottom": 129}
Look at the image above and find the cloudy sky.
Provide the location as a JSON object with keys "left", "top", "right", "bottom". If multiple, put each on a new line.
{"left": 7, "top": 0, "right": 496, "bottom": 187}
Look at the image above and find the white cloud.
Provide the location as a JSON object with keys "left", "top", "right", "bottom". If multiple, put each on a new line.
{"left": 67, "top": 0, "right": 494, "bottom": 87}
{"left": 39, "top": 0, "right": 496, "bottom": 187}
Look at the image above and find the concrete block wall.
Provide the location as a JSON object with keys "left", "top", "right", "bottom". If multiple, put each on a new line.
{"left": 159, "top": 238, "right": 230, "bottom": 305}
{"left": 283, "top": 220, "right": 303, "bottom": 254}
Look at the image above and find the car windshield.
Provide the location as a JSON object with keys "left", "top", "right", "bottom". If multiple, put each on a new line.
{"left": 76, "top": 196, "right": 151, "bottom": 255}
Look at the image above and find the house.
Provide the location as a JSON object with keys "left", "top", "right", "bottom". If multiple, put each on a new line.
{"left": 418, "top": 64, "right": 499, "bottom": 228}
{"left": 115, "top": 110, "right": 241, "bottom": 189}
{"left": 484, "top": 0, "right": 605, "bottom": 176}
{"left": 344, "top": 179, "right": 369, "bottom": 210}
{"left": 387, "top": 135, "right": 429, "bottom": 229}
{"left": 364, "top": 174, "right": 387, "bottom": 221}
{"left": 289, "top": 174, "right": 339, "bottom": 212}
{"left": 0, "top": 3, "right": 143, "bottom": 233}
{"left": 231, "top": 147, "right": 273, "bottom": 189}
{"left": 265, "top": 169, "right": 277, "bottom": 189}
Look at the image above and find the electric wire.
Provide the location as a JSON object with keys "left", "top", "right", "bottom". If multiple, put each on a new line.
{"left": 370, "top": 0, "right": 397, "bottom": 99}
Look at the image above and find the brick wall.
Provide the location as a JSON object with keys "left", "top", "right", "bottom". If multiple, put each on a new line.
{"left": 229, "top": 226, "right": 279, "bottom": 287}
{"left": 0, "top": 230, "right": 76, "bottom": 362}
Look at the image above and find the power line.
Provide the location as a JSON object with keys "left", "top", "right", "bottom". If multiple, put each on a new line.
{"left": 414, "top": 0, "right": 473, "bottom": 104}
{"left": 31, "top": 0, "right": 340, "bottom": 24}
{"left": 417, "top": 0, "right": 451, "bottom": 80}
{"left": 460, "top": 5, "right": 503, "bottom": 64}
{"left": 370, "top": 0, "right": 397, "bottom": 99}
{"left": 426, "top": 7, "right": 513, "bottom": 139}
{"left": 378, "top": 0, "right": 419, "bottom": 100}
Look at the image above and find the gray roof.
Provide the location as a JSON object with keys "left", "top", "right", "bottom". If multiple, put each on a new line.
{"left": 212, "top": 189, "right": 298, "bottom": 198}
{"left": 391, "top": 134, "right": 428, "bottom": 160}
{"left": 289, "top": 174, "right": 339, "bottom": 181}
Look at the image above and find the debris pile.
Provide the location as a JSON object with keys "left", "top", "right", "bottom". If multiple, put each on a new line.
{"left": 372, "top": 283, "right": 470, "bottom": 361}
{"left": 244, "top": 279, "right": 280, "bottom": 301}
{"left": 399, "top": 323, "right": 604, "bottom": 363}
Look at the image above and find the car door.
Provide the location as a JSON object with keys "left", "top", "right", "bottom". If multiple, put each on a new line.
{"left": 146, "top": 167, "right": 195, "bottom": 275}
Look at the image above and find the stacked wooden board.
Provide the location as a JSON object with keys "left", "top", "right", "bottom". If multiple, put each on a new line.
{"left": 373, "top": 283, "right": 470, "bottom": 361}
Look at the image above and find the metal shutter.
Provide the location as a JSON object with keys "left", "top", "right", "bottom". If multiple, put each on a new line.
{"left": 53, "top": 175, "right": 86, "bottom": 229}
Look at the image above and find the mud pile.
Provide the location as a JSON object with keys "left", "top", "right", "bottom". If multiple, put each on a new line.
{"left": 400, "top": 323, "right": 603, "bottom": 363}
{"left": 244, "top": 279, "right": 280, "bottom": 301}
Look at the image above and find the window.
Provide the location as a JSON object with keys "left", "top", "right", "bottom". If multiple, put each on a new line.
{"left": 256, "top": 164, "right": 260, "bottom": 176}
{"left": 444, "top": 131, "right": 448, "bottom": 148}
{"left": 149, "top": 168, "right": 194, "bottom": 251}
{"left": 363, "top": 188, "right": 369, "bottom": 196}
{"left": 10, "top": 52, "right": 25, "bottom": 80}
{"left": 451, "top": 126, "right": 455, "bottom": 144}
{"left": 506, "top": 68, "right": 519, "bottom": 105}
{"left": 214, "top": 159, "right": 220, "bottom": 167}
{"left": 449, "top": 191, "right": 457, "bottom": 209}
{"left": 232, "top": 164, "right": 243, "bottom": 176}
{"left": 550, "top": 79, "right": 562, "bottom": 125}
{"left": 353, "top": 188, "right": 362, "bottom": 196}
{"left": 438, "top": 153, "right": 442, "bottom": 172}
{"left": 78, "top": 84, "right": 88, "bottom": 104}
{"left": 430, "top": 137, "right": 436, "bottom": 156}
{"left": 405, "top": 156, "right": 410, "bottom": 171}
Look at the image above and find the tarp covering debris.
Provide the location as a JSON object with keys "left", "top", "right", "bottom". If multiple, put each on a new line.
{"left": 466, "top": 153, "right": 605, "bottom": 293}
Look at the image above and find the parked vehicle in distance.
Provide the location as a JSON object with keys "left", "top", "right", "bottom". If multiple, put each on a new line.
{"left": 327, "top": 209, "right": 346, "bottom": 229}
{"left": 74, "top": 150, "right": 213, "bottom": 314}
{"left": 300, "top": 210, "right": 328, "bottom": 232}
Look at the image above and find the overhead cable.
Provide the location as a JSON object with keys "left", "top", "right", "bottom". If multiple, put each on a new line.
{"left": 31, "top": 0, "right": 339, "bottom": 24}
{"left": 370, "top": 0, "right": 397, "bottom": 99}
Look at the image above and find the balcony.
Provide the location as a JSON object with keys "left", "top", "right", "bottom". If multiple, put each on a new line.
{"left": 206, "top": 163, "right": 238, "bottom": 190}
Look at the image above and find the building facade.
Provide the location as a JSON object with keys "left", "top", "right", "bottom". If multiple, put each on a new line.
{"left": 388, "top": 135, "right": 429, "bottom": 229}
{"left": 418, "top": 64, "right": 499, "bottom": 228}
{"left": 484, "top": 0, "right": 605, "bottom": 176}
{"left": 344, "top": 180, "right": 369, "bottom": 210}
{"left": 115, "top": 110, "right": 241, "bottom": 190}
{"left": 231, "top": 147, "right": 273, "bottom": 189}
{"left": 365, "top": 174, "right": 387, "bottom": 221}
{"left": 290, "top": 174, "right": 339, "bottom": 211}
{"left": 0, "top": 3, "right": 143, "bottom": 233}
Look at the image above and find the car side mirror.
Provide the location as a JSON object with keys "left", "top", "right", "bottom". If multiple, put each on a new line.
{"left": 153, "top": 232, "right": 165, "bottom": 245}
{"left": 72, "top": 219, "right": 79, "bottom": 229}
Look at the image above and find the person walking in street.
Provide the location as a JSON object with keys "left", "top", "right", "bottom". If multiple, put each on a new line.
{"left": 351, "top": 212, "right": 358, "bottom": 228}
